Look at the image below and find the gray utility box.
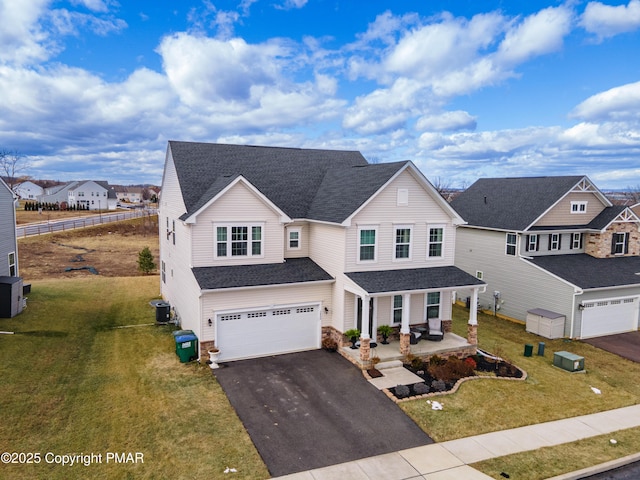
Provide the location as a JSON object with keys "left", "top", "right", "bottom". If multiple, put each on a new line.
{"left": 526, "top": 308, "right": 565, "bottom": 339}
{"left": 553, "top": 351, "right": 585, "bottom": 372}
{"left": 0, "top": 276, "right": 24, "bottom": 318}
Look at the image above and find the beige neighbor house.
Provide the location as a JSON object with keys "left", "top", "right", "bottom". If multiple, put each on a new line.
{"left": 159, "top": 141, "right": 485, "bottom": 365}
{"left": 452, "top": 176, "right": 640, "bottom": 340}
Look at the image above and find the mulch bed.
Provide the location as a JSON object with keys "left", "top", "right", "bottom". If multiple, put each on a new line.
{"left": 388, "top": 354, "right": 524, "bottom": 400}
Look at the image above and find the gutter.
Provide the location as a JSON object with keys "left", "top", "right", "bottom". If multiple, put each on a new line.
{"left": 199, "top": 278, "right": 335, "bottom": 294}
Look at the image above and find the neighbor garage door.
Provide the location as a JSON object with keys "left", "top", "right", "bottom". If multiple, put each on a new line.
{"left": 216, "top": 303, "right": 321, "bottom": 362}
{"left": 581, "top": 297, "right": 639, "bottom": 338}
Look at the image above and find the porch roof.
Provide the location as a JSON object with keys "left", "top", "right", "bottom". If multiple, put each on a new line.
{"left": 193, "top": 257, "right": 333, "bottom": 290}
{"left": 345, "top": 266, "right": 485, "bottom": 295}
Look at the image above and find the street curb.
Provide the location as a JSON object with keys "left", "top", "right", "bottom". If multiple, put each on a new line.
{"left": 546, "top": 452, "right": 640, "bottom": 479}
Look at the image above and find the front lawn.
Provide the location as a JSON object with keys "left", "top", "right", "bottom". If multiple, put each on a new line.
{"left": 0, "top": 276, "right": 268, "bottom": 480}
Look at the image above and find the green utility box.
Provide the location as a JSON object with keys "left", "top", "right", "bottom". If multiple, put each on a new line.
{"left": 175, "top": 333, "right": 198, "bottom": 363}
{"left": 553, "top": 351, "right": 584, "bottom": 372}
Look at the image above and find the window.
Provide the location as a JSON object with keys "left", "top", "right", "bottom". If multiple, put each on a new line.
{"left": 394, "top": 226, "right": 412, "bottom": 259}
{"left": 287, "top": 227, "right": 301, "bottom": 250}
{"left": 172, "top": 220, "right": 176, "bottom": 245}
{"left": 505, "top": 233, "right": 517, "bottom": 256}
{"left": 548, "top": 233, "right": 561, "bottom": 251}
{"left": 358, "top": 227, "right": 377, "bottom": 262}
{"left": 611, "top": 232, "right": 629, "bottom": 255}
{"left": 428, "top": 226, "right": 444, "bottom": 258}
{"left": 571, "top": 201, "right": 588, "bottom": 214}
{"left": 570, "top": 232, "right": 583, "bottom": 250}
{"left": 392, "top": 295, "right": 403, "bottom": 324}
{"left": 215, "top": 224, "right": 263, "bottom": 258}
{"left": 161, "top": 261, "right": 166, "bottom": 283}
{"left": 525, "top": 234, "right": 539, "bottom": 252}
{"left": 8, "top": 252, "right": 16, "bottom": 276}
{"left": 476, "top": 271, "right": 483, "bottom": 280}
{"left": 426, "top": 292, "right": 440, "bottom": 319}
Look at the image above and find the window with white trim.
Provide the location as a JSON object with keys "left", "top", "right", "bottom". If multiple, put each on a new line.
{"left": 476, "top": 271, "right": 483, "bottom": 280}
{"left": 549, "top": 233, "right": 561, "bottom": 251}
{"left": 505, "top": 233, "right": 517, "bottom": 256}
{"left": 215, "top": 224, "right": 263, "bottom": 258}
{"left": 358, "top": 226, "right": 377, "bottom": 262}
{"left": 287, "top": 227, "right": 301, "bottom": 250}
{"left": 526, "top": 234, "right": 539, "bottom": 252}
{"left": 612, "top": 232, "right": 629, "bottom": 255}
{"left": 392, "top": 295, "right": 403, "bottom": 324}
{"left": 394, "top": 225, "right": 412, "bottom": 260}
{"left": 571, "top": 232, "right": 583, "bottom": 250}
{"left": 426, "top": 292, "right": 440, "bottom": 319}
{"left": 161, "top": 260, "right": 166, "bottom": 283}
{"left": 571, "top": 201, "right": 588, "bottom": 214}
{"left": 428, "top": 226, "right": 444, "bottom": 258}
{"left": 8, "top": 252, "right": 16, "bottom": 276}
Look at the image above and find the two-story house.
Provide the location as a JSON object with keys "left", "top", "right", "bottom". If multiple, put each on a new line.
{"left": 0, "top": 177, "right": 23, "bottom": 318}
{"left": 13, "top": 180, "right": 43, "bottom": 200}
{"left": 39, "top": 180, "right": 117, "bottom": 210}
{"left": 452, "top": 176, "right": 640, "bottom": 339}
{"left": 159, "top": 141, "right": 485, "bottom": 363}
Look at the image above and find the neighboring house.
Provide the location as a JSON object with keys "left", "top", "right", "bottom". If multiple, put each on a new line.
{"left": 159, "top": 141, "right": 485, "bottom": 363}
{"left": 13, "top": 181, "right": 43, "bottom": 200}
{"left": 451, "top": 176, "right": 640, "bottom": 339}
{"left": 114, "top": 186, "right": 143, "bottom": 203}
{"left": 39, "top": 180, "right": 117, "bottom": 210}
{"left": 0, "top": 177, "right": 23, "bottom": 318}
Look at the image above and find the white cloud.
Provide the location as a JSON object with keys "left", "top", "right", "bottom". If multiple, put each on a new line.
{"left": 580, "top": 0, "right": 640, "bottom": 40}
{"left": 416, "top": 111, "right": 477, "bottom": 132}
{"left": 496, "top": 6, "right": 573, "bottom": 64}
{"left": 0, "top": 0, "right": 54, "bottom": 64}
{"left": 276, "top": 0, "right": 308, "bottom": 10}
{"left": 571, "top": 81, "right": 640, "bottom": 121}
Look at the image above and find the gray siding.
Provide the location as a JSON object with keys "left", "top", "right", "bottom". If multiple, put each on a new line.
{"left": 455, "top": 227, "right": 576, "bottom": 334}
{"left": 0, "top": 181, "right": 17, "bottom": 277}
{"left": 521, "top": 232, "right": 585, "bottom": 256}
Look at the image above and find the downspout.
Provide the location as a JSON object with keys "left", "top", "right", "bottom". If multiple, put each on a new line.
{"left": 571, "top": 287, "right": 584, "bottom": 339}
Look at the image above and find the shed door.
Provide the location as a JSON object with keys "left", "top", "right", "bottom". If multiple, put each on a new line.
{"left": 581, "top": 297, "right": 639, "bottom": 338}
{"left": 216, "top": 304, "right": 321, "bottom": 362}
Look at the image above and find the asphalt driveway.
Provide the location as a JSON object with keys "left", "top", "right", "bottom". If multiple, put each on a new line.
{"left": 582, "top": 331, "right": 640, "bottom": 363}
{"left": 213, "top": 349, "right": 433, "bottom": 477}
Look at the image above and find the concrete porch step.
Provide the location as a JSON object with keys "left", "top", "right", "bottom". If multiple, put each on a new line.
{"left": 375, "top": 359, "right": 404, "bottom": 370}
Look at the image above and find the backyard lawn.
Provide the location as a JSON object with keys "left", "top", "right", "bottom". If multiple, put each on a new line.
{"left": 0, "top": 276, "right": 268, "bottom": 480}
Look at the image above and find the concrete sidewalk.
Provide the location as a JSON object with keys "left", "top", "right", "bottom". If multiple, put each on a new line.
{"left": 275, "top": 404, "right": 640, "bottom": 479}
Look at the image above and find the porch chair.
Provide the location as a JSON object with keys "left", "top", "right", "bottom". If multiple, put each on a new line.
{"left": 425, "top": 317, "right": 444, "bottom": 341}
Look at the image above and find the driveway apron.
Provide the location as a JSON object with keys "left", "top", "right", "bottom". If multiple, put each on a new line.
{"left": 582, "top": 331, "right": 640, "bottom": 363}
{"left": 213, "top": 349, "right": 433, "bottom": 477}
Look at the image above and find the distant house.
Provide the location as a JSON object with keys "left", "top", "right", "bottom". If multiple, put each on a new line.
{"left": 39, "top": 180, "right": 117, "bottom": 210}
{"left": 13, "top": 181, "right": 43, "bottom": 200}
{"left": 452, "top": 176, "right": 640, "bottom": 340}
{"left": 113, "top": 186, "right": 144, "bottom": 204}
{"left": 0, "top": 177, "right": 23, "bottom": 318}
{"left": 159, "top": 141, "right": 485, "bottom": 364}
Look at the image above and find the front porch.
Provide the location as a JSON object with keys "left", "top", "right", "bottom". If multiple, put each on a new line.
{"left": 340, "top": 331, "right": 476, "bottom": 368}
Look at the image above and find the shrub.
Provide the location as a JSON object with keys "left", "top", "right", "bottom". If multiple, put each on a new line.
{"left": 464, "top": 356, "right": 477, "bottom": 370}
{"left": 321, "top": 336, "right": 337, "bottom": 352}
{"left": 413, "top": 382, "right": 430, "bottom": 395}
{"left": 410, "top": 356, "right": 424, "bottom": 370}
{"left": 428, "top": 355, "right": 446, "bottom": 367}
{"left": 395, "top": 384, "right": 410, "bottom": 398}
{"left": 137, "top": 246, "right": 156, "bottom": 274}
{"left": 431, "top": 379, "right": 447, "bottom": 392}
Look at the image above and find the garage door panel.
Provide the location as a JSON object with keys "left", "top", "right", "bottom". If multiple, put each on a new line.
{"left": 217, "top": 304, "right": 320, "bottom": 362}
{"left": 581, "top": 297, "right": 639, "bottom": 338}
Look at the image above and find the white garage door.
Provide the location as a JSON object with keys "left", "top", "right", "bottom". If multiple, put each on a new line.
{"left": 581, "top": 297, "right": 639, "bottom": 338}
{"left": 216, "top": 303, "right": 321, "bottom": 362}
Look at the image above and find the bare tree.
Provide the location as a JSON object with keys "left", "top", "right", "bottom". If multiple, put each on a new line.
{"left": 626, "top": 185, "right": 640, "bottom": 204}
{"left": 0, "top": 149, "right": 30, "bottom": 190}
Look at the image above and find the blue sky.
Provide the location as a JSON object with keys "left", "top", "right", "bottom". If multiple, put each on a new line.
{"left": 1, "top": 0, "right": 640, "bottom": 189}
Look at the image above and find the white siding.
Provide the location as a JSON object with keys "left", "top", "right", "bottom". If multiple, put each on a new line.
{"left": 284, "top": 221, "right": 309, "bottom": 258}
{"left": 200, "top": 282, "right": 333, "bottom": 342}
{"left": 346, "top": 170, "right": 455, "bottom": 272}
{"left": 190, "top": 181, "right": 284, "bottom": 267}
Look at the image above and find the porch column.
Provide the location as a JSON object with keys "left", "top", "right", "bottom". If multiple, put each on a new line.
{"left": 359, "top": 295, "right": 371, "bottom": 362}
{"left": 399, "top": 293, "right": 411, "bottom": 356}
{"left": 468, "top": 288, "right": 479, "bottom": 346}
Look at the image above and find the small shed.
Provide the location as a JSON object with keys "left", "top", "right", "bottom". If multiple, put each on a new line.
{"left": 526, "top": 308, "right": 565, "bottom": 339}
{"left": 0, "top": 276, "right": 24, "bottom": 318}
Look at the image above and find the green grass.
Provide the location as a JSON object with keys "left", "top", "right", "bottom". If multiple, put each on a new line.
{"left": 399, "top": 305, "right": 640, "bottom": 479}
{"left": 0, "top": 277, "right": 268, "bottom": 480}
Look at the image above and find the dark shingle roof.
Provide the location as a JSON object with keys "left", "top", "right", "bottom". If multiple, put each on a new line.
{"left": 346, "top": 266, "right": 485, "bottom": 294}
{"left": 169, "top": 141, "right": 407, "bottom": 224}
{"left": 450, "top": 176, "right": 586, "bottom": 230}
{"left": 586, "top": 206, "right": 626, "bottom": 230}
{"left": 192, "top": 257, "right": 333, "bottom": 290}
{"left": 526, "top": 254, "right": 640, "bottom": 289}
